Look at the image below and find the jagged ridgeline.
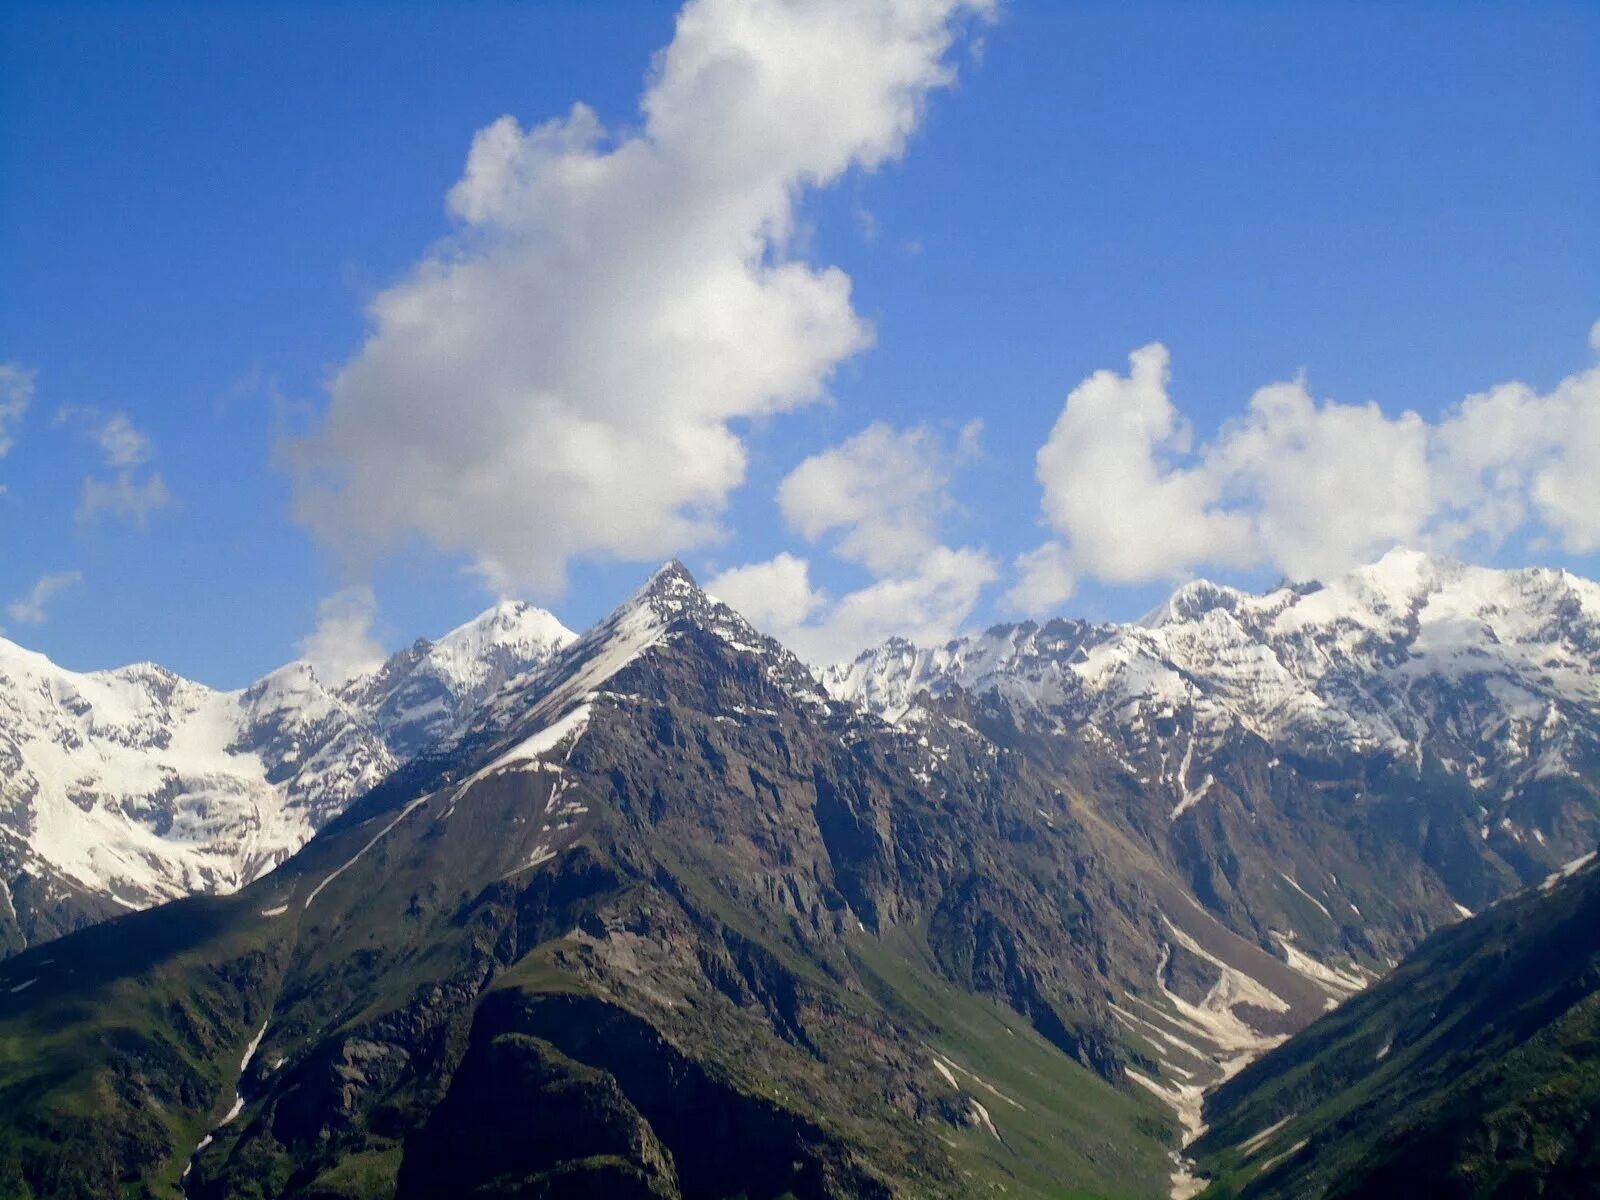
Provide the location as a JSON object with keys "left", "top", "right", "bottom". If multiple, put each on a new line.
{"left": 0, "top": 557, "right": 1595, "bottom": 1199}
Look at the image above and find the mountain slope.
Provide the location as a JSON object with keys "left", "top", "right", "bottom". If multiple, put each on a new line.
{"left": 0, "top": 564, "right": 1361, "bottom": 1200}
{"left": 0, "top": 601, "right": 573, "bottom": 953}
{"left": 4, "top": 556, "right": 1594, "bottom": 1198}
{"left": 1190, "top": 852, "right": 1600, "bottom": 1199}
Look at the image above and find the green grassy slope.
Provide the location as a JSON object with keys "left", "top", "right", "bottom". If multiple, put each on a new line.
{"left": 1192, "top": 854, "right": 1600, "bottom": 1199}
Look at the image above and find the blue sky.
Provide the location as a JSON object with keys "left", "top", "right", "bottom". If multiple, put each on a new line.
{"left": 2, "top": 0, "right": 1596, "bottom": 685}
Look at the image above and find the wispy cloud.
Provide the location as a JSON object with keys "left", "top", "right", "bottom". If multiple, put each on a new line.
{"left": 6, "top": 571, "right": 83, "bottom": 626}
{"left": 88, "top": 412, "right": 153, "bottom": 469}
{"left": 0, "top": 363, "right": 35, "bottom": 462}
{"left": 59, "top": 407, "right": 173, "bottom": 528}
{"left": 296, "top": 586, "right": 386, "bottom": 685}
{"left": 76, "top": 473, "right": 173, "bottom": 528}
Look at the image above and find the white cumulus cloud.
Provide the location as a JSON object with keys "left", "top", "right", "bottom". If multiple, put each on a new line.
{"left": 291, "top": 0, "right": 992, "bottom": 595}
{"left": 705, "top": 552, "right": 824, "bottom": 632}
{"left": 811, "top": 545, "right": 996, "bottom": 659}
{"left": 1431, "top": 361, "right": 1600, "bottom": 555}
{"left": 1025, "top": 343, "right": 1253, "bottom": 596}
{"left": 1011, "top": 327, "right": 1600, "bottom": 610}
{"left": 712, "top": 546, "right": 995, "bottom": 665}
{"left": 778, "top": 422, "right": 959, "bottom": 575}
{"left": 711, "top": 421, "right": 994, "bottom": 663}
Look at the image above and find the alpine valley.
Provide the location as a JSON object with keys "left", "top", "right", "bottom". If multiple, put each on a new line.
{"left": 0, "top": 551, "right": 1595, "bottom": 1199}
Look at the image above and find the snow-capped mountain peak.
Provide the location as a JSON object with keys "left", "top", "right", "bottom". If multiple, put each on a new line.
{"left": 413, "top": 599, "right": 576, "bottom": 693}
{"left": 0, "top": 600, "right": 576, "bottom": 933}
{"left": 469, "top": 561, "right": 824, "bottom": 751}
{"left": 1136, "top": 576, "right": 1253, "bottom": 629}
{"left": 829, "top": 552, "right": 1600, "bottom": 781}
{"left": 333, "top": 600, "right": 576, "bottom": 762}
{"left": 616, "top": 559, "right": 813, "bottom": 677}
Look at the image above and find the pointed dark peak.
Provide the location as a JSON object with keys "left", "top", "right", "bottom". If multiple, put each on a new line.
{"left": 621, "top": 559, "right": 830, "bottom": 702}
{"left": 634, "top": 559, "right": 703, "bottom": 612}
{"left": 468, "top": 558, "right": 832, "bottom": 752}
{"left": 646, "top": 558, "right": 698, "bottom": 590}
{"left": 621, "top": 559, "right": 719, "bottom": 629}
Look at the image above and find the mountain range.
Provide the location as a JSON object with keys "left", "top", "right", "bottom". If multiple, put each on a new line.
{"left": 0, "top": 552, "right": 1594, "bottom": 1198}
{"left": 834, "top": 546, "right": 1600, "bottom": 937}
{"left": 830, "top": 548, "right": 1600, "bottom": 867}
{"left": 0, "top": 601, "right": 574, "bottom": 952}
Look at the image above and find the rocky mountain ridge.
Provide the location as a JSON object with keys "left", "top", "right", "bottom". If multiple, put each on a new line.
{"left": 827, "top": 549, "right": 1600, "bottom": 906}
{"left": 0, "top": 562, "right": 1360, "bottom": 1199}
{"left": 828, "top": 548, "right": 1600, "bottom": 783}
{"left": 0, "top": 599, "right": 574, "bottom": 951}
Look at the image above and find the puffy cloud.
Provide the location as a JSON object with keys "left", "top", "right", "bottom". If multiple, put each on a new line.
{"left": 77, "top": 472, "right": 173, "bottom": 528}
{"left": 711, "top": 420, "right": 994, "bottom": 663}
{"left": 809, "top": 545, "right": 996, "bottom": 661}
{"left": 1431, "top": 362, "right": 1600, "bottom": 554}
{"left": 1530, "top": 399, "right": 1600, "bottom": 553}
{"left": 711, "top": 546, "right": 994, "bottom": 665}
{"left": 1009, "top": 541, "right": 1078, "bottom": 614}
{"left": 778, "top": 422, "right": 957, "bottom": 575}
{"left": 1207, "top": 380, "right": 1434, "bottom": 580}
{"left": 6, "top": 571, "right": 82, "bottom": 626}
{"left": 291, "top": 0, "right": 992, "bottom": 594}
{"left": 296, "top": 586, "right": 386, "bottom": 686}
{"left": 705, "top": 552, "right": 823, "bottom": 631}
{"left": 1028, "top": 343, "right": 1252, "bottom": 590}
{"left": 1010, "top": 329, "right": 1600, "bottom": 610}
